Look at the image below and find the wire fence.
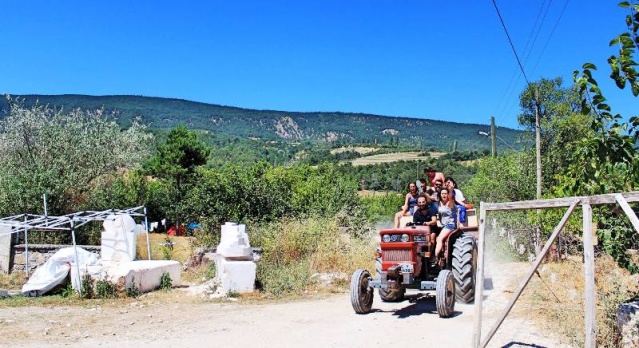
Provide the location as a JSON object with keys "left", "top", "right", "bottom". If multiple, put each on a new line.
{"left": 477, "top": 201, "right": 639, "bottom": 347}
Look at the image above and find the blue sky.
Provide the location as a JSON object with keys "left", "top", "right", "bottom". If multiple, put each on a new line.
{"left": 1, "top": 1, "right": 636, "bottom": 129}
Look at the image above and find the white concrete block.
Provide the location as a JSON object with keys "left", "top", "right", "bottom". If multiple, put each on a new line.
{"left": 0, "top": 226, "right": 11, "bottom": 274}
{"left": 212, "top": 254, "right": 256, "bottom": 293}
{"left": 217, "top": 222, "right": 251, "bottom": 259}
{"left": 82, "top": 260, "right": 181, "bottom": 293}
{"left": 101, "top": 214, "right": 138, "bottom": 262}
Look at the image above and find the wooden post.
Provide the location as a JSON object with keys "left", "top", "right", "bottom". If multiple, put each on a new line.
{"left": 615, "top": 194, "right": 639, "bottom": 234}
{"left": 490, "top": 116, "right": 496, "bottom": 157}
{"left": 535, "top": 89, "right": 542, "bottom": 200}
{"left": 478, "top": 200, "right": 579, "bottom": 348}
{"left": 582, "top": 201, "right": 596, "bottom": 347}
{"left": 472, "top": 202, "right": 487, "bottom": 348}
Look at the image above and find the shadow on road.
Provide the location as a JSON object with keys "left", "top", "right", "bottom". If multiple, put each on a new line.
{"left": 502, "top": 342, "right": 548, "bottom": 348}
{"left": 374, "top": 294, "right": 464, "bottom": 319}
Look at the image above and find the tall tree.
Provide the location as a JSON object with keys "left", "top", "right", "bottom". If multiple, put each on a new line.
{"left": 568, "top": 1, "right": 639, "bottom": 195}
{"left": 517, "top": 78, "right": 586, "bottom": 190}
{"left": 144, "top": 125, "right": 210, "bottom": 225}
{"left": 0, "top": 97, "right": 153, "bottom": 216}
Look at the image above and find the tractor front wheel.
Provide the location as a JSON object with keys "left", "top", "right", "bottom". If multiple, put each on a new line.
{"left": 350, "top": 269, "right": 374, "bottom": 314}
{"left": 436, "top": 269, "right": 455, "bottom": 318}
{"left": 376, "top": 257, "right": 405, "bottom": 302}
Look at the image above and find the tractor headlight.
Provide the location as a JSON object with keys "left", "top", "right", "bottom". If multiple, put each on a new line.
{"left": 382, "top": 234, "right": 390, "bottom": 243}
{"left": 401, "top": 234, "right": 410, "bottom": 242}
{"left": 390, "top": 234, "right": 398, "bottom": 242}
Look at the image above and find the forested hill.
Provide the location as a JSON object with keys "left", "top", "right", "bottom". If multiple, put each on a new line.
{"left": 0, "top": 94, "right": 522, "bottom": 150}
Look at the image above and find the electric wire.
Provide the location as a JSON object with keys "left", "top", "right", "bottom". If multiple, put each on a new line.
{"left": 493, "top": 0, "right": 548, "bottom": 119}
{"left": 522, "top": 0, "right": 554, "bottom": 67}
{"left": 492, "top": 0, "right": 547, "bottom": 128}
{"left": 530, "top": 0, "right": 571, "bottom": 76}
{"left": 491, "top": 0, "right": 531, "bottom": 86}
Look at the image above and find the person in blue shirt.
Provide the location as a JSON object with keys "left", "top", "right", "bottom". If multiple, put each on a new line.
{"left": 412, "top": 194, "right": 438, "bottom": 227}
{"left": 394, "top": 182, "right": 419, "bottom": 228}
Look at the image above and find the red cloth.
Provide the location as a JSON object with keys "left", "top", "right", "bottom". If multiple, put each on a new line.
{"left": 167, "top": 226, "right": 177, "bottom": 236}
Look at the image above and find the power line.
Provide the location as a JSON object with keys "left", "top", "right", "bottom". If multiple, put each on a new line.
{"left": 521, "top": 0, "right": 551, "bottom": 66}
{"left": 522, "top": 0, "right": 554, "bottom": 67}
{"left": 531, "top": 0, "right": 571, "bottom": 76}
{"left": 491, "top": 0, "right": 546, "bottom": 126}
{"left": 491, "top": 0, "right": 531, "bottom": 86}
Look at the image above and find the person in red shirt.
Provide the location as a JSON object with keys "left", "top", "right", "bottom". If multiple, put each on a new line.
{"left": 424, "top": 167, "right": 445, "bottom": 186}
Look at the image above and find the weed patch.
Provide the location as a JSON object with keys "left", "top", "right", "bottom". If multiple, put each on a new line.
{"left": 518, "top": 255, "right": 639, "bottom": 347}
{"left": 159, "top": 272, "right": 172, "bottom": 291}
{"left": 95, "top": 276, "right": 117, "bottom": 299}
{"left": 126, "top": 278, "right": 140, "bottom": 298}
{"left": 251, "top": 216, "right": 375, "bottom": 297}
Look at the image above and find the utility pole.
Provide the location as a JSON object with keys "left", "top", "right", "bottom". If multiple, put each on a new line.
{"left": 534, "top": 87, "right": 543, "bottom": 255}
{"left": 535, "top": 89, "right": 542, "bottom": 199}
{"left": 490, "top": 116, "right": 496, "bottom": 157}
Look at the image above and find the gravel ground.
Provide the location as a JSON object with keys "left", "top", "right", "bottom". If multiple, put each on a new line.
{"left": 0, "top": 262, "right": 573, "bottom": 348}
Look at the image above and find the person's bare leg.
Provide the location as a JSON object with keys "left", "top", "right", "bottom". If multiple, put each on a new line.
{"left": 435, "top": 228, "right": 451, "bottom": 257}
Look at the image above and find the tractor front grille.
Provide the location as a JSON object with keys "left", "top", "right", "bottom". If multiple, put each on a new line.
{"left": 383, "top": 249, "right": 411, "bottom": 262}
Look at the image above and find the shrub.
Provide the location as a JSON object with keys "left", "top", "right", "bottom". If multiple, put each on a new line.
{"left": 80, "top": 273, "right": 94, "bottom": 299}
{"left": 95, "top": 277, "right": 117, "bottom": 298}
{"left": 159, "top": 272, "right": 172, "bottom": 291}
{"left": 251, "top": 216, "right": 375, "bottom": 297}
{"left": 126, "top": 278, "right": 140, "bottom": 298}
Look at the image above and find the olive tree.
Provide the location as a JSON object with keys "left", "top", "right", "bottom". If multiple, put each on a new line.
{"left": 0, "top": 97, "right": 153, "bottom": 216}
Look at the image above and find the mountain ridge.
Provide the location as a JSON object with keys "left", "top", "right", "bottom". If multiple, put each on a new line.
{"left": 0, "top": 94, "right": 523, "bottom": 150}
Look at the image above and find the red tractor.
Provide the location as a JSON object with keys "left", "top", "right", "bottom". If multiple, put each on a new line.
{"left": 349, "top": 213, "right": 478, "bottom": 317}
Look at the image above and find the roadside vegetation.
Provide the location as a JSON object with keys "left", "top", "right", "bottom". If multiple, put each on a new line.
{"left": 464, "top": 2, "right": 639, "bottom": 346}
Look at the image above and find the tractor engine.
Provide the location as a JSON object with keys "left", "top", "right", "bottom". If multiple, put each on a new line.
{"left": 378, "top": 226, "right": 431, "bottom": 289}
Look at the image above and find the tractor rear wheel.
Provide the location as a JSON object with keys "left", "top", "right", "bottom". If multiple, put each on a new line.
{"left": 436, "top": 269, "right": 455, "bottom": 318}
{"left": 350, "top": 269, "right": 374, "bottom": 314}
{"left": 452, "top": 235, "right": 477, "bottom": 304}
{"left": 376, "top": 257, "right": 405, "bottom": 302}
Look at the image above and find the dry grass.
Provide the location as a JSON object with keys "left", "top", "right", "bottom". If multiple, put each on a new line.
{"left": 357, "top": 190, "right": 399, "bottom": 197}
{"left": 0, "top": 272, "right": 28, "bottom": 291}
{"left": 347, "top": 151, "right": 445, "bottom": 166}
{"left": 330, "top": 146, "right": 380, "bottom": 155}
{"left": 516, "top": 255, "right": 639, "bottom": 347}
{"left": 136, "top": 233, "right": 195, "bottom": 263}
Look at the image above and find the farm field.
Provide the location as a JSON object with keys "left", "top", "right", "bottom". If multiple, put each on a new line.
{"left": 329, "top": 146, "right": 380, "bottom": 155}
{"left": 348, "top": 151, "right": 445, "bottom": 166}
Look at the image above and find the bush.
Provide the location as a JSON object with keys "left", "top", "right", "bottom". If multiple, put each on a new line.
{"left": 358, "top": 192, "right": 404, "bottom": 222}
{"left": 250, "top": 216, "right": 375, "bottom": 297}
{"left": 0, "top": 101, "right": 152, "bottom": 218}
{"left": 95, "top": 277, "right": 117, "bottom": 298}
{"left": 159, "top": 272, "right": 172, "bottom": 291}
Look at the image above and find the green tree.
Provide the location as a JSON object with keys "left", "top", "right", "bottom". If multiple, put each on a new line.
{"left": 0, "top": 98, "right": 153, "bottom": 216}
{"left": 517, "top": 78, "right": 591, "bottom": 191}
{"left": 565, "top": 1, "right": 639, "bottom": 277}
{"left": 464, "top": 153, "right": 536, "bottom": 203}
{"left": 144, "top": 125, "right": 210, "bottom": 225}
{"left": 567, "top": 1, "right": 639, "bottom": 196}
{"left": 517, "top": 77, "right": 580, "bottom": 129}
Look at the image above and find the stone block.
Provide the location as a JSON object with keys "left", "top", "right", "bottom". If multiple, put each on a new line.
{"left": 102, "top": 214, "right": 138, "bottom": 263}
{"left": 0, "top": 227, "right": 11, "bottom": 274}
{"left": 618, "top": 301, "right": 639, "bottom": 348}
{"left": 78, "top": 260, "right": 181, "bottom": 294}
{"left": 212, "top": 254, "right": 256, "bottom": 294}
{"left": 217, "top": 222, "right": 251, "bottom": 259}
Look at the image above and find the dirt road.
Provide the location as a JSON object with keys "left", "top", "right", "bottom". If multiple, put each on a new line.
{"left": 0, "top": 287, "right": 570, "bottom": 348}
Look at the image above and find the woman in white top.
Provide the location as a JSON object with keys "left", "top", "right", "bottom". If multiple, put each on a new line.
{"left": 445, "top": 176, "right": 467, "bottom": 205}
